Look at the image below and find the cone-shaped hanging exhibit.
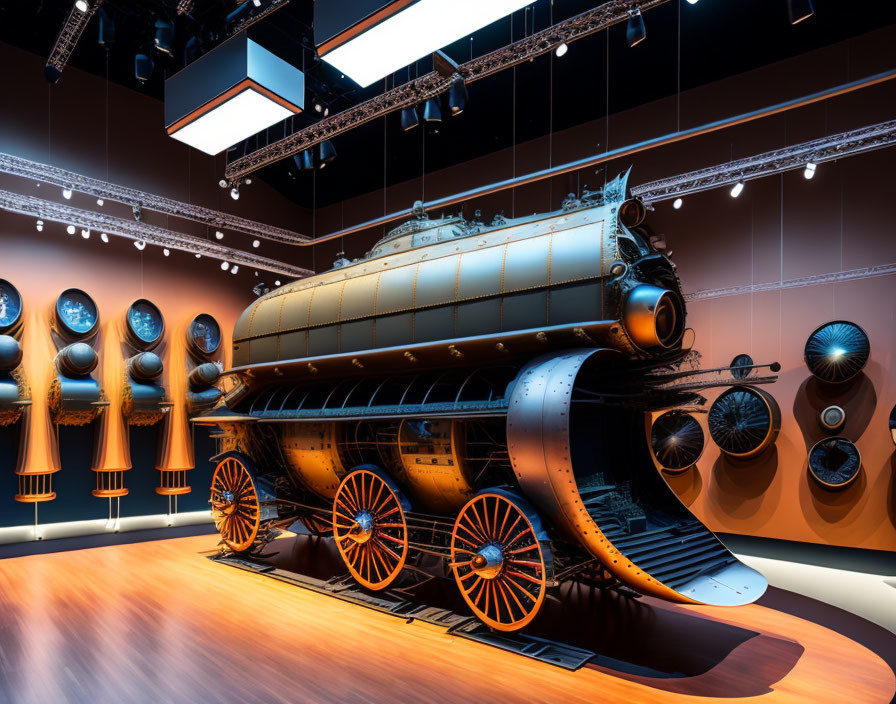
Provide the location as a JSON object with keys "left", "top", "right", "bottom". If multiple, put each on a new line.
{"left": 91, "top": 322, "right": 130, "bottom": 497}
{"left": 423, "top": 97, "right": 442, "bottom": 123}
{"left": 15, "top": 311, "right": 61, "bottom": 502}
{"left": 447, "top": 75, "right": 467, "bottom": 116}
{"left": 626, "top": 8, "right": 646, "bottom": 47}
{"left": 400, "top": 106, "right": 419, "bottom": 131}
{"left": 156, "top": 329, "right": 194, "bottom": 496}
{"left": 318, "top": 140, "right": 337, "bottom": 168}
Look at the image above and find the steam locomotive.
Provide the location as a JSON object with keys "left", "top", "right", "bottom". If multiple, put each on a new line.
{"left": 197, "top": 172, "right": 768, "bottom": 631}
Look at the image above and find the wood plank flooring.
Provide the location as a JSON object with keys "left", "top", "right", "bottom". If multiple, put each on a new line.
{"left": 0, "top": 535, "right": 892, "bottom": 704}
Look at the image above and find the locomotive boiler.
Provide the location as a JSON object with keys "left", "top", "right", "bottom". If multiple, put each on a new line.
{"left": 197, "top": 172, "right": 769, "bottom": 631}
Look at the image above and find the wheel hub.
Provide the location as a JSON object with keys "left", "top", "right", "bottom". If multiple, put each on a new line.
{"left": 218, "top": 490, "right": 236, "bottom": 515}
{"left": 348, "top": 510, "right": 374, "bottom": 544}
{"left": 469, "top": 543, "right": 504, "bottom": 579}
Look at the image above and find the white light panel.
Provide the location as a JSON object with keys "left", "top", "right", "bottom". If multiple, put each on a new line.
{"left": 322, "top": 0, "right": 531, "bottom": 88}
{"left": 168, "top": 88, "right": 294, "bottom": 156}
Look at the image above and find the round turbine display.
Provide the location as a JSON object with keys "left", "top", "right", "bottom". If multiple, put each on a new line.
{"left": 125, "top": 299, "right": 164, "bottom": 349}
{"left": 187, "top": 313, "right": 221, "bottom": 358}
{"left": 729, "top": 354, "right": 754, "bottom": 380}
{"left": 0, "top": 279, "right": 23, "bottom": 334}
{"left": 804, "top": 321, "right": 869, "bottom": 384}
{"left": 808, "top": 437, "right": 861, "bottom": 490}
{"left": 55, "top": 288, "right": 99, "bottom": 339}
{"left": 708, "top": 386, "right": 780, "bottom": 459}
{"left": 650, "top": 411, "right": 705, "bottom": 472}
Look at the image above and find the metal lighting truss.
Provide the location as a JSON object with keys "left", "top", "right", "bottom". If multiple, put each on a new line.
{"left": 224, "top": 0, "right": 670, "bottom": 182}
{"left": 631, "top": 120, "right": 896, "bottom": 203}
{"left": 176, "top": 0, "right": 194, "bottom": 15}
{"left": 0, "top": 189, "right": 312, "bottom": 278}
{"left": 0, "top": 153, "right": 310, "bottom": 244}
{"left": 227, "top": 0, "right": 291, "bottom": 37}
{"left": 46, "top": 0, "right": 103, "bottom": 80}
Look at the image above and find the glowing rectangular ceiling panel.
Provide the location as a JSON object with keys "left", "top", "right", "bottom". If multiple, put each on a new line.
{"left": 165, "top": 33, "right": 303, "bottom": 155}
{"left": 316, "top": 0, "right": 531, "bottom": 88}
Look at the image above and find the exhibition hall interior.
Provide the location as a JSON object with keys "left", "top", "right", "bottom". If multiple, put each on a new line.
{"left": 0, "top": 0, "right": 894, "bottom": 701}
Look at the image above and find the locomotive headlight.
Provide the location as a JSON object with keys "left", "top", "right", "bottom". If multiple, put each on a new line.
{"left": 623, "top": 285, "right": 685, "bottom": 349}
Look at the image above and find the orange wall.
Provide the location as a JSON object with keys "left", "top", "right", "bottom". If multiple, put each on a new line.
{"left": 0, "top": 40, "right": 308, "bottom": 524}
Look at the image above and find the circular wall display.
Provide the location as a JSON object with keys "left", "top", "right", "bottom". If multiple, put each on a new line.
{"left": 729, "top": 354, "right": 754, "bottom": 380}
{"left": 650, "top": 410, "right": 705, "bottom": 472}
{"left": 808, "top": 436, "right": 861, "bottom": 490}
{"left": 55, "top": 288, "right": 99, "bottom": 340}
{"left": 804, "top": 320, "right": 869, "bottom": 384}
{"left": 125, "top": 299, "right": 164, "bottom": 349}
{"left": 708, "top": 385, "right": 781, "bottom": 459}
{"left": 187, "top": 314, "right": 221, "bottom": 358}
{"left": 0, "top": 279, "right": 23, "bottom": 334}
{"left": 819, "top": 405, "right": 846, "bottom": 432}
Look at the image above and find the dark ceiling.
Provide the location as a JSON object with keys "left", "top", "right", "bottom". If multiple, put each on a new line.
{"left": 1, "top": 0, "right": 894, "bottom": 210}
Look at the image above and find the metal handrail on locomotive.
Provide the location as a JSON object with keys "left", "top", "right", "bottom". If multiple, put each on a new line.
{"left": 196, "top": 171, "right": 770, "bottom": 632}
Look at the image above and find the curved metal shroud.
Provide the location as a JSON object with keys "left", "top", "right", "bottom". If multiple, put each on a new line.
{"left": 505, "top": 348, "right": 766, "bottom": 606}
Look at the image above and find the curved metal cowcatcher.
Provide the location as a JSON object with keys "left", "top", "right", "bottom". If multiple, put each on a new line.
{"left": 650, "top": 410, "right": 705, "bottom": 472}
{"left": 708, "top": 386, "right": 779, "bottom": 459}
{"left": 804, "top": 321, "right": 869, "bottom": 384}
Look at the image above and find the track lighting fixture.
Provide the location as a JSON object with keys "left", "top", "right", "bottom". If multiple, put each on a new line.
{"left": 788, "top": 0, "right": 814, "bottom": 24}
{"left": 195, "top": 253, "right": 202, "bottom": 258}
{"left": 36, "top": 220, "right": 44, "bottom": 232}
{"left": 230, "top": 187, "right": 240, "bottom": 200}
{"left": 252, "top": 239, "right": 260, "bottom": 248}
{"left": 319, "top": 140, "right": 337, "bottom": 169}
{"left": 75, "top": 1, "right": 88, "bottom": 12}
{"left": 448, "top": 75, "right": 467, "bottom": 116}
{"left": 423, "top": 97, "right": 442, "bottom": 123}
{"left": 66, "top": 225, "right": 76, "bottom": 235}
{"left": 673, "top": 198, "right": 683, "bottom": 210}
{"left": 555, "top": 43, "right": 568, "bottom": 57}
{"left": 81, "top": 229, "right": 90, "bottom": 239}
{"left": 163, "top": 248, "right": 170, "bottom": 256}
{"left": 62, "top": 187, "right": 72, "bottom": 199}
{"left": 154, "top": 19, "right": 175, "bottom": 56}
{"left": 100, "top": 233, "right": 109, "bottom": 242}
{"left": 730, "top": 181, "right": 745, "bottom": 198}
{"left": 803, "top": 162, "right": 817, "bottom": 179}
{"left": 231, "top": 265, "right": 239, "bottom": 274}
{"left": 626, "top": 8, "right": 646, "bottom": 47}
{"left": 400, "top": 106, "right": 419, "bottom": 131}
{"left": 274, "top": 280, "right": 281, "bottom": 286}
{"left": 135, "top": 53, "right": 154, "bottom": 82}
{"left": 97, "top": 8, "right": 115, "bottom": 46}
{"left": 215, "top": 230, "right": 224, "bottom": 240}
{"left": 96, "top": 198, "right": 104, "bottom": 206}
{"left": 134, "top": 240, "right": 146, "bottom": 250}
{"left": 219, "top": 179, "right": 228, "bottom": 188}
{"left": 221, "top": 261, "right": 230, "bottom": 270}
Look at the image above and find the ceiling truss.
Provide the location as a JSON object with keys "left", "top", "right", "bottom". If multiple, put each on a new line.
{"left": 223, "top": 0, "right": 670, "bottom": 182}
{"left": 46, "top": 0, "right": 103, "bottom": 81}
{"left": 0, "top": 153, "right": 310, "bottom": 244}
{"left": 0, "top": 189, "right": 312, "bottom": 278}
{"left": 631, "top": 120, "right": 896, "bottom": 203}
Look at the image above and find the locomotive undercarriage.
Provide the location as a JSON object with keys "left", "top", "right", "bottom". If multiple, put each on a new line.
{"left": 207, "top": 351, "right": 769, "bottom": 632}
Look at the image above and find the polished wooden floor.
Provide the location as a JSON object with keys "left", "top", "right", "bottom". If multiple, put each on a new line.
{"left": 0, "top": 534, "right": 892, "bottom": 704}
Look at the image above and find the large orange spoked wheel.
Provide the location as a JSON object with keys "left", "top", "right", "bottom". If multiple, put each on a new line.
{"left": 333, "top": 467, "right": 410, "bottom": 591}
{"left": 210, "top": 455, "right": 262, "bottom": 553}
{"left": 451, "top": 490, "right": 553, "bottom": 632}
